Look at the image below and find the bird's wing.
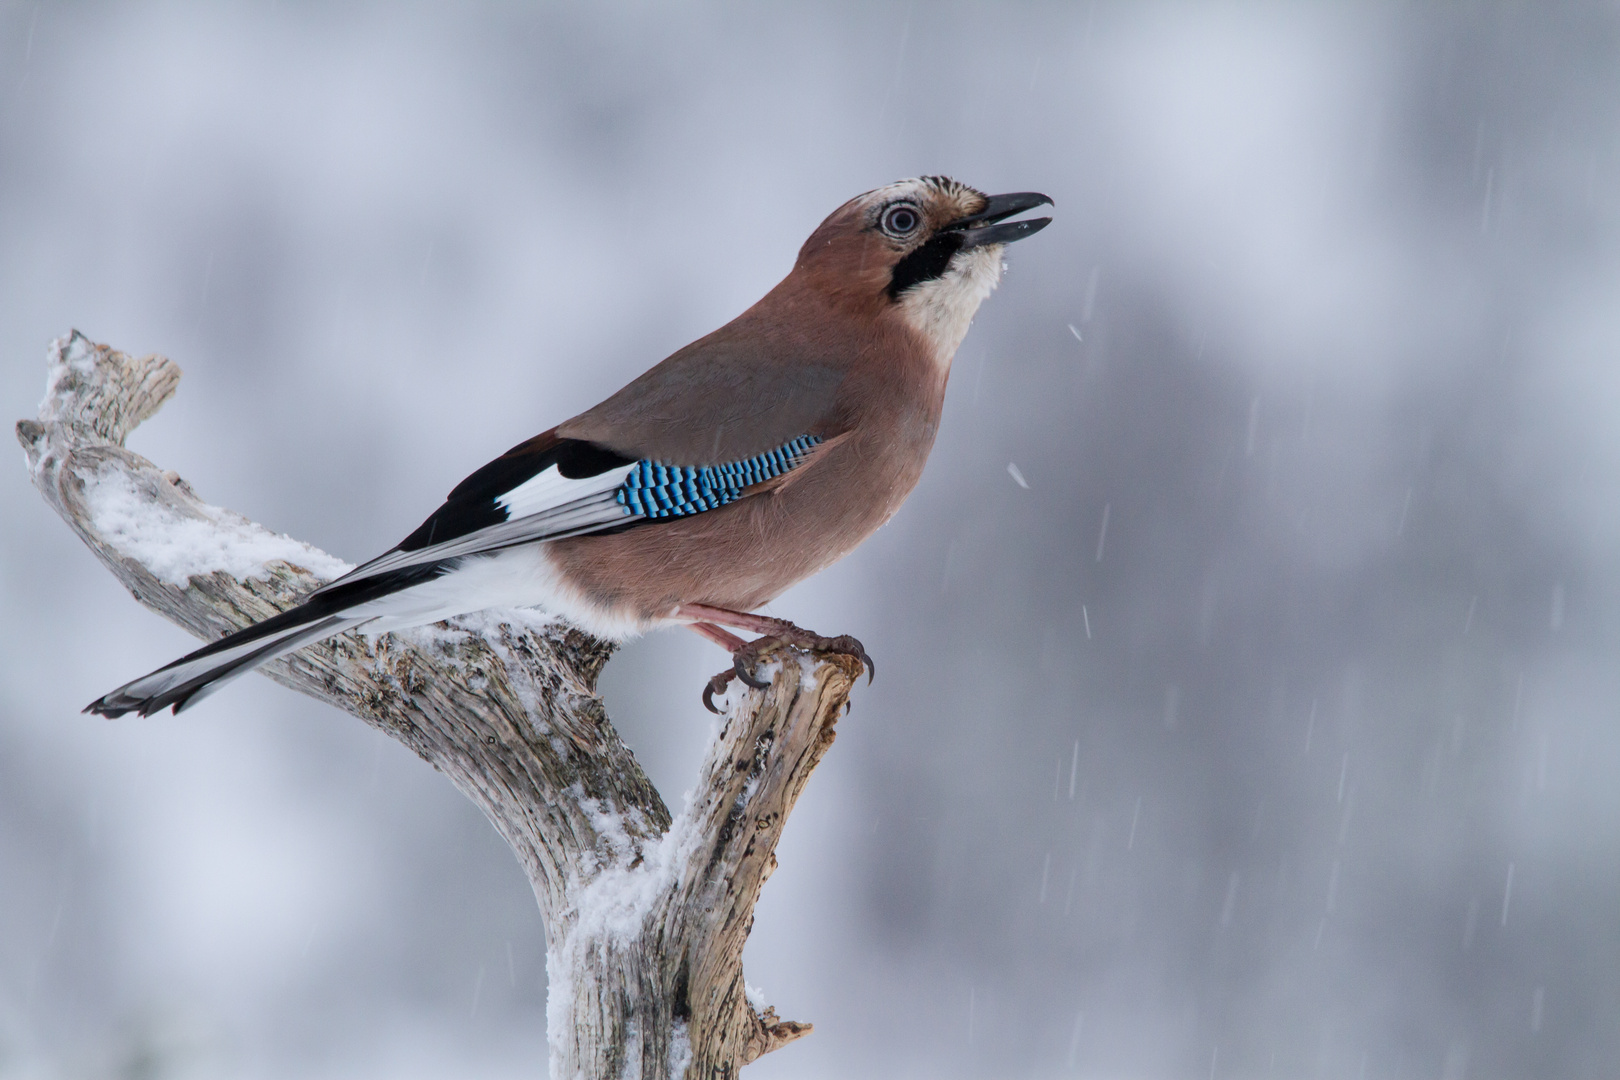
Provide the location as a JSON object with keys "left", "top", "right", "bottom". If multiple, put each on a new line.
{"left": 556, "top": 307, "right": 849, "bottom": 463}
{"left": 310, "top": 428, "right": 827, "bottom": 596}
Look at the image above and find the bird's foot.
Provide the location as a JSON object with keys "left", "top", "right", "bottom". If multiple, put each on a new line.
{"left": 701, "top": 627, "right": 875, "bottom": 714}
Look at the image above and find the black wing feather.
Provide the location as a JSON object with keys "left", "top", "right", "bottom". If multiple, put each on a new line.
{"left": 398, "top": 431, "right": 634, "bottom": 553}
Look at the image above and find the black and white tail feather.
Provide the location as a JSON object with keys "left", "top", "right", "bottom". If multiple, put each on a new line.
{"left": 85, "top": 431, "right": 821, "bottom": 717}
{"left": 85, "top": 433, "right": 650, "bottom": 717}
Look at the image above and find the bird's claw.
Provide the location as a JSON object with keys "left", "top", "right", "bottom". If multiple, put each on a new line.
{"left": 735, "top": 660, "right": 773, "bottom": 689}
{"left": 813, "top": 634, "right": 875, "bottom": 684}
{"left": 732, "top": 636, "right": 788, "bottom": 689}
{"left": 700, "top": 644, "right": 780, "bottom": 713}
{"left": 702, "top": 669, "right": 736, "bottom": 714}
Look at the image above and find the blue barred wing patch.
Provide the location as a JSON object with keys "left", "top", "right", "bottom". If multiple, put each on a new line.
{"left": 617, "top": 435, "right": 822, "bottom": 519}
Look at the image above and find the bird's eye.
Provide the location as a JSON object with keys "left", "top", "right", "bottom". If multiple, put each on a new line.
{"left": 880, "top": 203, "right": 922, "bottom": 238}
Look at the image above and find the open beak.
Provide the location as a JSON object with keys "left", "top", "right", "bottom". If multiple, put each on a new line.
{"left": 949, "top": 191, "right": 1054, "bottom": 248}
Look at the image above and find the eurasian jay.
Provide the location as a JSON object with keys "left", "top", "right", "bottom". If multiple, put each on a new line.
{"left": 87, "top": 176, "right": 1052, "bottom": 717}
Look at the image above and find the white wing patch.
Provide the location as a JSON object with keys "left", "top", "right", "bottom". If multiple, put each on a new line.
{"left": 495, "top": 463, "right": 634, "bottom": 518}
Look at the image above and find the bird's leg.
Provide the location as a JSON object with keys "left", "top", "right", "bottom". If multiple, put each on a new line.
{"left": 686, "top": 620, "right": 749, "bottom": 652}
{"left": 676, "top": 603, "right": 874, "bottom": 712}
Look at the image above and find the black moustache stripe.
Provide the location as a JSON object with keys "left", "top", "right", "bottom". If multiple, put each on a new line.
{"left": 887, "top": 231, "right": 965, "bottom": 300}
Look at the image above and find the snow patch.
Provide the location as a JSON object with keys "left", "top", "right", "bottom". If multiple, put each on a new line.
{"left": 668, "top": 1021, "right": 691, "bottom": 1078}
{"left": 567, "top": 786, "right": 703, "bottom": 939}
{"left": 744, "top": 981, "right": 768, "bottom": 1011}
{"left": 796, "top": 653, "right": 821, "bottom": 691}
{"left": 79, "top": 465, "right": 353, "bottom": 586}
{"left": 40, "top": 332, "right": 103, "bottom": 421}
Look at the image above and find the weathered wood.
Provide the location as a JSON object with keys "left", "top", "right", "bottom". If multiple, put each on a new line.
{"left": 18, "top": 332, "right": 855, "bottom": 1078}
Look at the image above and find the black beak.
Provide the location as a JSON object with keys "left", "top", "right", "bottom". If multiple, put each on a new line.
{"left": 948, "top": 191, "right": 1054, "bottom": 248}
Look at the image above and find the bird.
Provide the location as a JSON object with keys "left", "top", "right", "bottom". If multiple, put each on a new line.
{"left": 86, "top": 176, "right": 1052, "bottom": 718}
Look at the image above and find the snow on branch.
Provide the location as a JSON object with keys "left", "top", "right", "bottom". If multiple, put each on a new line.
{"left": 18, "top": 332, "right": 854, "bottom": 1077}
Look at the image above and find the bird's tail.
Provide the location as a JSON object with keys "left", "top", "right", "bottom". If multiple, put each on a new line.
{"left": 85, "top": 604, "right": 372, "bottom": 718}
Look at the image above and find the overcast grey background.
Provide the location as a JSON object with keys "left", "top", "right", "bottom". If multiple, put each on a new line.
{"left": 4, "top": 3, "right": 1619, "bottom": 1077}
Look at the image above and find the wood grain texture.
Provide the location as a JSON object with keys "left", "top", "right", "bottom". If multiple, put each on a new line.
{"left": 18, "top": 332, "right": 855, "bottom": 1079}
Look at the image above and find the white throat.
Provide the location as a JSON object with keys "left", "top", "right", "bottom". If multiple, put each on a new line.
{"left": 895, "top": 245, "right": 1004, "bottom": 367}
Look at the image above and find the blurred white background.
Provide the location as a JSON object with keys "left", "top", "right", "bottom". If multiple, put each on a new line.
{"left": 4, "top": 3, "right": 1619, "bottom": 1077}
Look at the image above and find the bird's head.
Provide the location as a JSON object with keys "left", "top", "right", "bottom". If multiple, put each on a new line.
{"left": 795, "top": 176, "right": 1052, "bottom": 363}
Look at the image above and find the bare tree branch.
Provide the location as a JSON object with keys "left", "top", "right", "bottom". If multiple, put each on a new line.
{"left": 18, "top": 332, "right": 857, "bottom": 1078}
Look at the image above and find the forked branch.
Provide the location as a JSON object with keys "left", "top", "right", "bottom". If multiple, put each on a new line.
{"left": 18, "top": 332, "right": 856, "bottom": 1078}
